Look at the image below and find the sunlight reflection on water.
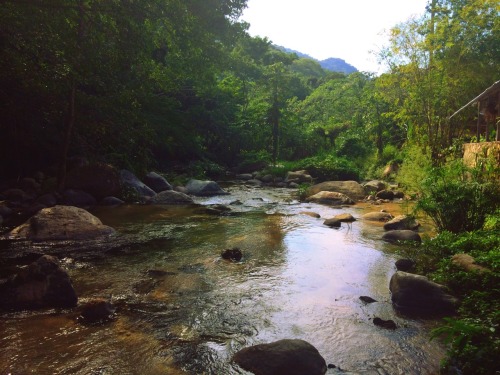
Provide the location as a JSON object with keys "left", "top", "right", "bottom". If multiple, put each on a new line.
{"left": 0, "top": 186, "right": 444, "bottom": 374}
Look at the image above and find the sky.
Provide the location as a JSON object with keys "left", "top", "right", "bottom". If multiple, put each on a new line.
{"left": 241, "top": 0, "right": 429, "bottom": 73}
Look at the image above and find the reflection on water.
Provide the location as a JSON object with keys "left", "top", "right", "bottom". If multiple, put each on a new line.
{"left": 0, "top": 187, "right": 445, "bottom": 374}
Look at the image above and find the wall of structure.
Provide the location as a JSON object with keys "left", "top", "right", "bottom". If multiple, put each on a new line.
{"left": 463, "top": 141, "right": 500, "bottom": 168}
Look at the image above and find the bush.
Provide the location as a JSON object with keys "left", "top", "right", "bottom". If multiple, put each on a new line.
{"left": 290, "top": 153, "right": 360, "bottom": 181}
{"left": 402, "top": 229, "right": 500, "bottom": 375}
{"left": 416, "top": 161, "right": 500, "bottom": 233}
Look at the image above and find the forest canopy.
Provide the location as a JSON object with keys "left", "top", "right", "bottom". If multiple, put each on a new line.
{"left": 0, "top": 0, "right": 498, "bottom": 181}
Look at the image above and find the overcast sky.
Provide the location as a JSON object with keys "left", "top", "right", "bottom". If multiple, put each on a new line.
{"left": 241, "top": 0, "right": 429, "bottom": 73}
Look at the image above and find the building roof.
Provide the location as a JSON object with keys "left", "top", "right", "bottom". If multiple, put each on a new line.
{"left": 449, "top": 80, "right": 500, "bottom": 120}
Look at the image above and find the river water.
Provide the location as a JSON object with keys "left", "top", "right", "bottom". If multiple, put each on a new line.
{"left": 0, "top": 185, "right": 445, "bottom": 374}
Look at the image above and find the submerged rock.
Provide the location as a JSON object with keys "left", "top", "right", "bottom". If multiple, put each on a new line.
{"left": 221, "top": 247, "right": 243, "bottom": 262}
{"left": 79, "top": 298, "right": 115, "bottom": 323}
{"left": 233, "top": 339, "right": 327, "bottom": 375}
{"left": 0, "top": 255, "right": 78, "bottom": 311}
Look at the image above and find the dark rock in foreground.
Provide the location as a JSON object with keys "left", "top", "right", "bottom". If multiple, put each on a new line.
{"left": 390, "top": 271, "right": 459, "bottom": 316}
{"left": 360, "top": 296, "right": 377, "bottom": 303}
{"left": 0, "top": 255, "right": 77, "bottom": 311}
{"left": 233, "top": 339, "right": 327, "bottom": 375}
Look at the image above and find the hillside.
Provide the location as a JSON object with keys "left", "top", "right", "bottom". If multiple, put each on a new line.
{"left": 275, "top": 45, "right": 358, "bottom": 74}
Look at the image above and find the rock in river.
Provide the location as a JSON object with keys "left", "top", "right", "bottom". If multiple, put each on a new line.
{"left": 389, "top": 271, "right": 458, "bottom": 316}
{"left": 305, "top": 191, "right": 354, "bottom": 206}
{"left": 233, "top": 339, "right": 327, "bottom": 375}
{"left": 5, "top": 205, "right": 115, "bottom": 241}
{"left": 0, "top": 255, "right": 78, "bottom": 311}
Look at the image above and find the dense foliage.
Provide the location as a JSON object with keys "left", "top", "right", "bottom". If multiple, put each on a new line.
{"left": 1, "top": 1, "right": 499, "bottom": 373}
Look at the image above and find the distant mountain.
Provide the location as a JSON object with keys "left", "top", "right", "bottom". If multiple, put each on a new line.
{"left": 274, "top": 45, "right": 358, "bottom": 74}
{"left": 319, "top": 57, "right": 357, "bottom": 75}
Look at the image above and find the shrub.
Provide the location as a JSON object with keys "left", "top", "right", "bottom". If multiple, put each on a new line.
{"left": 416, "top": 161, "right": 500, "bottom": 233}
{"left": 290, "top": 154, "right": 360, "bottom": 181}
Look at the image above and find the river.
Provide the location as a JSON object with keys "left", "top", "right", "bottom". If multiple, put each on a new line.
{"left": 0, "top": 185, "right": 445, "bottom": 374}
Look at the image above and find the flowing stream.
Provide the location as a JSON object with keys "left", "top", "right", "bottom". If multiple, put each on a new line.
{"left": 0, "top": 185, "right": 445, "bottom": 374}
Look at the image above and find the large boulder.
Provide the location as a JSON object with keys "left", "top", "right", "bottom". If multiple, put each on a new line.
{"left": 143, "top": 172, "right": 172, "bottom": 193}
{"left": 65, "top": 163, "right": 121, "bottom": 200}
{"left": 389, "top": 271, "right": 459, "bottom": 315}
{"left": 185, "top": 179, "right": 228, "bottom": 196}
{"left": 305, "top": 191, "right": 354, "bottom": 206}
{"left": 233, "top": 339, "right": 327, "bottom": 375}
{"left": 120, "top": 169, "right": 156, "bottom": 200}
{"left": 382, "top": 230, "right": 421, "bottom": 244}
{"left": 0, "top": 255, "right": 78, "bottom": 310}
{"left": 383, "top": 215, "right": 420, "bottom": 231}
{"left": 149, "top": 190, "right": 194, "bottom": 205}
{"left": 306, "top": 181, "right": 365, "bottom": 201}
{"left": 5, "top": 205, "right": 115, "bottom": 241}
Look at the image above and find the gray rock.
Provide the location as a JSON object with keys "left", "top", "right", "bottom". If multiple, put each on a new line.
{"left": 323, "top": 218, "right": 341, "bottom": 228}
{"left": 0, "top": 255, "right": 78, "bottom": 310}
{"left": 185, "top": 179, "right": 228, "bottom": 196}
{"left": 120, "top": 169, "right": 156, "bottom": 199}
{"left": 306, "top": 181, "right": 365, "bottom": 201}
{"left": 149, "top": 190, "right": 194, "bottom": 205}
{"left": 383, "top": 215, "right": 420, "bottom": 231}
{"left": 5, "top": 205, "right": 115, "bottom": 241}
{"left": 143, "top": 172, "right": 172, "bottom": 193}
{"left": 233, "top": 339, "right": 327, "bottom": 375}
{"left": 390, "top": 271, "right": 458, "bottom": 315}
{"left": 382, "top": 230, "right": 421, "bottom": 243}
{"left": 305, "top": 191, "right": 354, "bottom": 206}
